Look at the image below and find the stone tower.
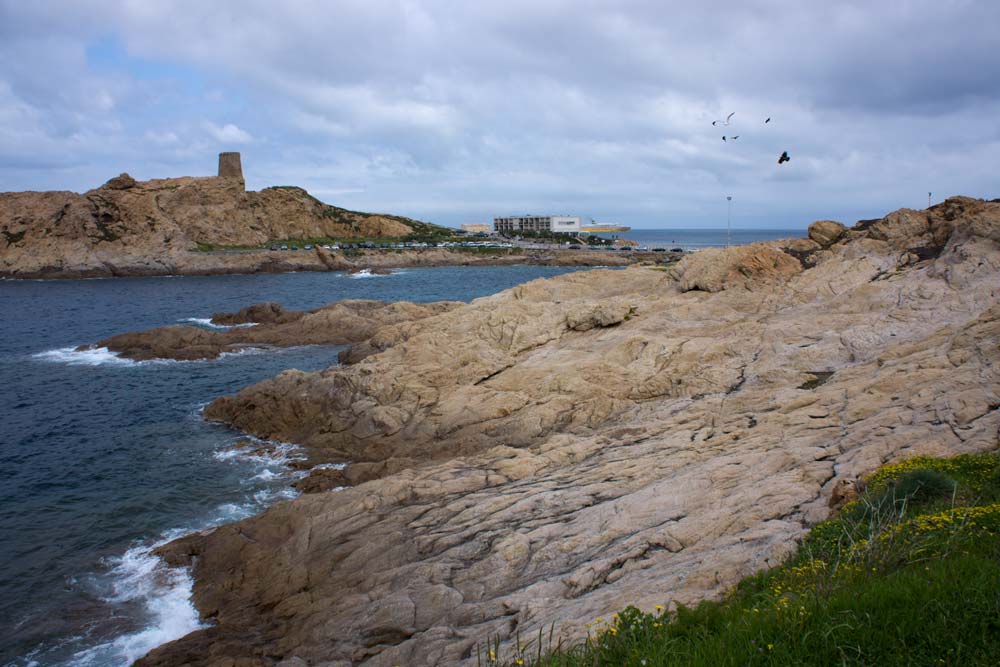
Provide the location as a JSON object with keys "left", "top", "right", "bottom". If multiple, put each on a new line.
{"left": 218, "top": 152, "right": 244, "bottom": 181}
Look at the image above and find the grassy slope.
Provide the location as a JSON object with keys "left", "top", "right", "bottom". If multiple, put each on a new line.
{"left": 485, "top": 453, "right": 1000, "bottom": 667}
{"left": 264, "top": 185, "right": 453, "bottom": 238}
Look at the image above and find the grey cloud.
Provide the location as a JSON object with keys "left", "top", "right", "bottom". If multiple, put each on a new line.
{"left": 0, "top": 0, "right": 997, "bottom": 226}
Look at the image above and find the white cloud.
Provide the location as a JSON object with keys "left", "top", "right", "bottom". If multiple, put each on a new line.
{"left": 205, "top": 122, "right": 253, "bottom": 144}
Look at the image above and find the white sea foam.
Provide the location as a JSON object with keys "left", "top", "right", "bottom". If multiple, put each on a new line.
{"left": 253, "top": 468, "right": 281, "bottom": 481}
{"left": 253, "top": 486, "right": 300, "bottom": 505}
{"left": 349, "top": 268, "right": 394, "bottom": 279}
{"left": 33, "top": 344, "right": 264, "bottom": 368}
{"left": 71, "top": 541, "right": 204, "bottom": 667}
{"left": 32, "top": 346, "right": 137, "bottom": 367}
{"left": 65, "top": 458, "right": 306, "bottom": 666}
{"left": 312, "top": 462, "right": 348, "bottom": 471}
{"left": 212, "top": 438, "right": 305, "bottom": 467}
{"left": 179, "top": 317, "right": 258, "bottom": 329}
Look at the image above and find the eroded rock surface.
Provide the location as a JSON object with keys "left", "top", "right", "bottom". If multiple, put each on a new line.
{"left": 0, "top": 175, "right": 436, "bottom": 278}
{"left": 79, "top": 300, "right": 461, "bottom": 362}
{"left": 0, "top": 173, "right": 672, "bottom": 278}
{"left": 807, "top": 219, "right": 846, "bottom": 247}
{"left": 141, "top": 197, "right": 1000, "bottom": 667}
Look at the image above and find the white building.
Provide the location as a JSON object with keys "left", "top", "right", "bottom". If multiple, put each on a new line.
{"left": 493, "top": 215, "right": 583, "bottom": 234}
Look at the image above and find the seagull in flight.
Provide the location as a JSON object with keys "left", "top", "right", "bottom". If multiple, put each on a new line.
{"left": 778, "top": 150, "right": 790, "bottom": 164}
{"left": 722, "top": 135, "right": 740, "bottom": 141}
{"left": 712, "top": 112, "right": 735, "bottom": 126}
{"left": 764, "top": 117, "right": 771, "bottom": 124}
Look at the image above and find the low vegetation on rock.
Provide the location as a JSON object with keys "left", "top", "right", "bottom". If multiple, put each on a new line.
{"left": 493, "top": 452, "right": 1000, "bottom": 666}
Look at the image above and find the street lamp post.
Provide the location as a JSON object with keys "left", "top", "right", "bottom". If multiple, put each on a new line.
{"left": 726, "top": 196, "right": 733, "bottom": 248}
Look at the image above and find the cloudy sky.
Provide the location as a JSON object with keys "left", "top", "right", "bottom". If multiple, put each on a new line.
{"left": 1, "top": 1, "right": 997, "bottom": 229}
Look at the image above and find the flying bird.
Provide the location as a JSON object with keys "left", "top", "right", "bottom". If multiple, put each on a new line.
{"left": 722, "top": 135, "right": 739, "bottom": 142}
{"left": 778, "top": 151, "right": 790, "bottom": 164}
{"left": 712, "top": 112, "right": 735, "bottom": 126}
{"left": 764, "top": 117, "right": 771, "bottom": 123}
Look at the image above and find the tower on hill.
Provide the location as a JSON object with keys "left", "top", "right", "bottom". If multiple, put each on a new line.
{"left": 218, "top": 152, "right": 244, "bottom": 181}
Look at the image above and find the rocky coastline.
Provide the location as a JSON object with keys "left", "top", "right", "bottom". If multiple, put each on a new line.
{"left": 120, "top": 196, "right": 1000, "bottom": 666}
{"left": 0, "top": 169, "right": 666, "bottom": 279}
{"left": 78, "top": 300, "right": 463, "bottom": 362}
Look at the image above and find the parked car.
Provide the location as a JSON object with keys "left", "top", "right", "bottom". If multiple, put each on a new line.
{"left": 280, "top": 245, "right": 288, "bottom": 250}
{"left": 269, "top": 245, "right": 278, "bottom": 251}
{"left": 290, "top": 245, "right": 299, "bottom": 250}
{"left": 304, "top": 244, "right": 313, "bottom": 250}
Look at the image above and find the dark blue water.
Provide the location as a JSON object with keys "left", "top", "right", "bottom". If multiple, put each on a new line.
{"left": 596, "top": 228, "right": 804, "bottom": 249}
{"left": 0, "top": 266, "right": 589, "bottom": 667}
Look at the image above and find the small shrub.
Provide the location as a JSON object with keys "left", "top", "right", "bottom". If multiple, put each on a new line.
{"left": 889, "top": 468, "right": 957, "bottom": 504}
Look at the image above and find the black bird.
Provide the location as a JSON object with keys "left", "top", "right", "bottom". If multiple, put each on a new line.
{"left": 778, "top": 151, "right": 790, "bottom": 164}
{"left": 764, "top": 117, "right": 771, "bottom": 123}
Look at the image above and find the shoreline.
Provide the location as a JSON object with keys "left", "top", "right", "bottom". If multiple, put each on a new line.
{"left": 134, "top": 197, "right": 1000, "bottom": 666}
{"left": 0, "top": 247, "right": 677, "bottom": 280}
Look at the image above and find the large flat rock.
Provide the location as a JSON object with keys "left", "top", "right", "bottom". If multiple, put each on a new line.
{"left": 142, "top": 197, "right": 1000, "bottom": 666}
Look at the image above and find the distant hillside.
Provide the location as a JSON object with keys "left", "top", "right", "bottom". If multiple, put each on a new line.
{"left": 0, "top": 172, "right": 450, "bottom": 278}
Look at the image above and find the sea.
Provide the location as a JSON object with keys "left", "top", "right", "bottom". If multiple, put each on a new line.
{"left": 0, "top": 229, "right": 798, "bottom": 666}
{"left": 594, "top": 227, "right": 804, "bottom": 249}
{"left": 0, "top": 266, "right": 597, "bottom": 667}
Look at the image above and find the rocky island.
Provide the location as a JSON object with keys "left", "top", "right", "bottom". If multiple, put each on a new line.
{"left": 112, "top": 196, "right": 1000, "bottom": 666}
{"left": 0, "top": 153, "right": 658, "bottom": 279}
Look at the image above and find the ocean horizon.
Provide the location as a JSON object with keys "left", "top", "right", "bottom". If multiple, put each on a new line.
{"left": 591, "top": 227, "right": 806, "bottom": 249}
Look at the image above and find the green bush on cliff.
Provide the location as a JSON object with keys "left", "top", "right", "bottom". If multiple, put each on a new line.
{"left": 493, "top": 451, "right": 1000, "bottom": 666}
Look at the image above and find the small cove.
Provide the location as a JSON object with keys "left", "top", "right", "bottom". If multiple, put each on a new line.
{"left": 0, "top": 266, "right": 590, "bottom": 666}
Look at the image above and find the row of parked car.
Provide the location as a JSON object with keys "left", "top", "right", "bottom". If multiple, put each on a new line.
{"left": 268, "top": 241, "right": 515, "bottom": 251}
{"left": 566, "top": 245, "right": 684, "bottom": 252}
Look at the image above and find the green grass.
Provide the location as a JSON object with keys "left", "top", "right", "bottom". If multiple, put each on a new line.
{"left": 192, "top": 242, "right": 262, "bottom": 252}
{"left": 448, "top": 246, "right": 523, "bottom": 255}
{"left": 263, "top": 185, "right": 453, "bottom": 237}
{"left": 487, "top": 452, "right": 1000, "bottom": 666}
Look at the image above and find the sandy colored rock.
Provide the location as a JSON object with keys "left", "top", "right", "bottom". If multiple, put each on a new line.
{"left": 0, "top": 174, "right": 437, "bottom": 278}
{"left": 1, "top": 170, "right": 678, "bottom": 279}
{"left": 104, "top": 173, "right": 137, "bottom": 190}
{"left": 140, "top": 197, "right": 1000, "bottom": 667}
{"left": 668, "top": 243, "right": 803, "bottom": 292}
{"left": 807, "top": 219, "right": 846, "bottom": 247}
{"left": 79, "top": 300, "right": 462, "bottom": 362}
{"left": 211, "top": 302, "right": 304, "bottom": 326}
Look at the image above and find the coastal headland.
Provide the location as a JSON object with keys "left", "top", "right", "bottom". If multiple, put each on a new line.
{"left": 114, "top": 196, "right": 1000, "bottom": 666}
{"left": 0, "top": 162, "right": 664, "bottom": 279}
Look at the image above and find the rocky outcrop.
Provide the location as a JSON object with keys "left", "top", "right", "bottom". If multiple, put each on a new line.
{"left": 668, "top": 243, "right": 803, "bottom": 292}
{"left": 140, "top": 197, "right": 1000, "bottom": 667}
{"left": 0, "top": 175, "right": 442, "bottom": 278}
{"left": 79, "top": 300, "right": 461, "bottom": 362}
{"left": 807, "top": 219, "right": 846, "bottom": 247}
